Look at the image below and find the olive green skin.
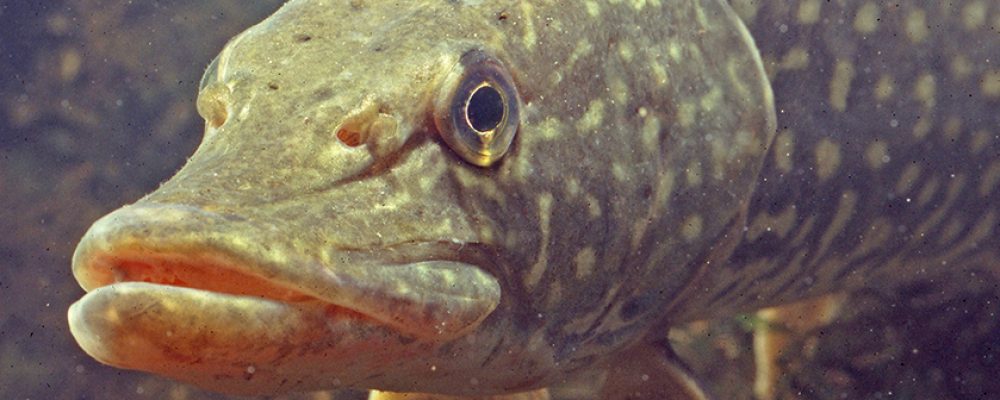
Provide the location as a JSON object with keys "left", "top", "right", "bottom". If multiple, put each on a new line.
{"left": 67, "top": 0, "right": 999, "bottom": 397}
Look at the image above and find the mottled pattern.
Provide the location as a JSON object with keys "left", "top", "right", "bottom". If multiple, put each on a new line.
{"left": 673, "top": 0, "right": 1000, "bottom": 320}
{"left": 63, "top": 0, "right": 1000, "bottom": 399}
{"left": 69, "top": 1, "right": 773, "bottom": 397}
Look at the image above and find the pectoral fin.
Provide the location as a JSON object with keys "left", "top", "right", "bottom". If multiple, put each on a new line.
{"left": 600, "top": 338, "right": 711, "bottom": 400}
{"left": 753, "top": 293, "right": 846, "bottom": 400}
{"left": 369, "top": 389, "right": 549, "bottom": 400}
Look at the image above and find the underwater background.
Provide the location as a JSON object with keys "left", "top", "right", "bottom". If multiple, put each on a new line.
{"left": 1, "top": 1, "right": 997, "bottom": 399}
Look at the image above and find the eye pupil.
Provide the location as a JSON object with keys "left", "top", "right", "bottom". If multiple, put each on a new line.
{"left": 466, "top": 85, "right": 505, "bottom": 133}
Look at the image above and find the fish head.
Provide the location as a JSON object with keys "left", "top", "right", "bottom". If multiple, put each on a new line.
{"left": 69, "top": 0, "right": 774, "bottom": 396}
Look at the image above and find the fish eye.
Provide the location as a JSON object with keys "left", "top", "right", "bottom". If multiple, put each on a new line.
{"left": 434, "top": 50, "right": 520, "bottom": 167}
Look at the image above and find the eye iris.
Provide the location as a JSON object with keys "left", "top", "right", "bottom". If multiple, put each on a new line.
{"left": 466, "top": 85, "right": 505, "bottom": 133}
{"left": 433, "top": 49, "right": 520, "bottom": 167}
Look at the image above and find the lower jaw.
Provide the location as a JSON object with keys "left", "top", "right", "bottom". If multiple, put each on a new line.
{"left": 68, "top": 282, "right": 410, "bottom": 394}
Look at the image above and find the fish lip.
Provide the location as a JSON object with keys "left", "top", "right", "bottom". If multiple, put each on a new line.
{"left": 67, "top": 281, "right": 398, "bottom": 395}
{"left": 70, "top": 203, "right": 502, "bottom": 340}
{"left": 72, "top": 247, "right": 347, "bottom": 311}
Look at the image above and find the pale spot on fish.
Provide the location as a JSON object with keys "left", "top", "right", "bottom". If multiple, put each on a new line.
{"left": 238, "top": 103, "right": 253, "bottom": 121}
{"left": 650, "top": 171, "right": 676, "bottom": 220}
{"left": 418, "top": 175, "right": 438, "bottom": 193}
{"left": 102, "top": 308, "right": 121, "bottom": 324}
{"left": 962, "top": 1, "right": 987, "bottom": 31}
{"left": 970, "top": 130, "right": 992, "bottom": 154}
{"left": 685, "top": 161, "right": 703, "bottom": 187}
{"left": 982, "top": 69, "right": 1000, "bottom": 98}
{"left": 524, "top": 193, "right": 553, "bottom": 289}
{"left": 828, "top": 60, "right": 856, "bottom": 113}
{"left": 904, "top": 8, "right": 929, "bottom": 44}
{"left": 505, "top": 230, "right": 521, "bottom": 250}
{"left": 681, "top": 214, "right": 703, "bottom": 242}
{"left": 612, "top": 162, "right": 629, "bottom": 182}
{"left": 812, "top": 191, "right": 858, "bottom": 263}
{"left": 574, "top": 247, "right": 596, "bottom": 279}
{"left": 914, "top": 73, "right": 937, "bottom": 110}
{"left": 708, "top": 135, "right": 731, "bottom": 180}
{"left": 576, "top": 99, "right": 605, "bottom": 132}
{"left": 649, "top": 55, "right": 669, "bottom": 87}
{"left": 789, "top": 215, "right": 817, "bottom": 247}
{"left": 779, "top": 47, "right": 810, "bottom": 71}
{"left": 916, "top": 177, "right": 940, "bottom": 207}
{"left": 585, "top": 193, "right": 602, "bottom": 219}
{"left": 950, "top": 55, "right": 974, "bottom": 81}
{"left": 874, "top": 74, "right": 895, "bottom": 101}
{"left": 667, "top": 42, "right": 683, "bottom": 61}
{"left": 478, "top": 225, "right": 495, "bottom": 244}
{"left": 814, "top": 138, "right": 841, "bottom": 182}
{"left": 565, "top": 177, "right": 581, "bottom": 197}
{"left": 538, "top": 117, "right": 563, "bottom": 140}
{"left": 913, "top": 118, "right": 933, "bottom": 141}
{"left": 617, "top": 41, "right": 635, "bottom": 63}
{"left": 544, "top": 281, "right": 563, "bottom": 309}
{"left": 895, "top": 163, "right": 922, "bottom": 196}
{"left": 727, "top": 58, "right": 755, "bottom": 100}
{"left": 641, "top": 115, "right": 661, "bottom": 151}
{"left": 520, "top": 2, "right": 537, "bottom": 50}
{"left": 677, "top": 102, "right": 697, "bottom": 128}
{"left": 854, "top": 3, "right": 881, "bottom": 34}
{"left": 797, "top": 0, "right": 821, "bottom": 25}
{"left": 942, "top": 116, "right": 962, "bottom": 142}
{"left": 938, "top": 217, "right": 966, "bottom": 246}
{"left": 729, "top": 0, "right": 760, "bottom": 23}
{"left": 549, "top": 70, "right": 564, "bottom": 86}
{"left": 567, "top": 39, "right": 594, "bottom": 72}
{"left": 585, "top": 0, "right": 601, "bottom": 17}
{"left": 733, "top": 129, "right": 762, "bottom": 158}
{"left": 774, "top": 130, "right": 794, "bottom": 173}
{"left": 609, "top": 76, "right": 629, "bottom": 106}
{"left": 865, "top": 140, "right": 890, "bottom": 170}
{"left": 979, "top": 160, "right": 1000, "bottom": 197}
{"left": 747, "top": 206, "right": 797, "bottom": 241}
{"left": 453, "top": 167, "right": 503, "bottom": 204}
{"left": 852, "top": 217, "right": 894, "bottom": 258}
{"left": 966, "top": 211, "right": 997, "bottom": 246}
{"left": 913, "top": 175, "right": 966, "bottom": 238}
{"left": 692, "top": 4, "right": 709, "bottom": 28}
{"left": 700, "top": 86, "right": 723, "bottom": 112}
{"left": 526, "top": 329, "right": 548, "bottom": 353}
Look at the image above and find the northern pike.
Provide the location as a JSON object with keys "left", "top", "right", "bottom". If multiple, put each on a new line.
{"left": 68, "top": 1, "right": 1000, "bottom": 399}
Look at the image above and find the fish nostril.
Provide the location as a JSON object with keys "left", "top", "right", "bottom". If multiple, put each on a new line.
{"left": 197, "top": 83, "right": 231, "bottom": 129}
{"left": 336, "top": 127, "right": 366, "bottom": 147}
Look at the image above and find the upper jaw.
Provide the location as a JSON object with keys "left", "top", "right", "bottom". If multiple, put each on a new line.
{"left": 70, "top": 201, "right": 501, "bottom": 342}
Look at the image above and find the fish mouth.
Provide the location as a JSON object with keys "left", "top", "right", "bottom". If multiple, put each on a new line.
{"left": 67, "top": 203, "right": 500, "bottom": 391}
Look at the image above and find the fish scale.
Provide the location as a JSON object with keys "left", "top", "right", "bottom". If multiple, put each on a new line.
{"left": 669, "top": 0, "right": 1000, "bottom": 322}
{"left": 65, "top": 1, "right": 999, "bottom": 399}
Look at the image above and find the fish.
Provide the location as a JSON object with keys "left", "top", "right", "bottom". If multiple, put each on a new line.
{"left": 66, "top": 0, "right": 1000, "bottom": 399}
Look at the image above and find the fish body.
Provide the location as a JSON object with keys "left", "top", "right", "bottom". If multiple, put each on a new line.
{"left": 67, "top": 0, "right": 999, "bottom": 398}
{"left": 673, "top": 0, "right": 1000, "bottom": 320}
